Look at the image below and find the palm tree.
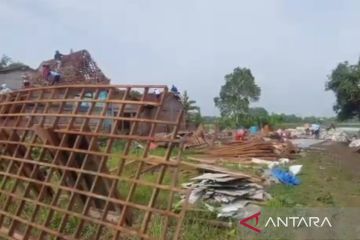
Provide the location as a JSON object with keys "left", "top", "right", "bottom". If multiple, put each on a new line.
{"left": 181, "top": 91, "right": 201, "bottom": 127}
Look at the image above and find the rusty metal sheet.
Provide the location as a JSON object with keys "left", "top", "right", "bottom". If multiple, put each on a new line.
{"left": 0, "top": 85, "right": 187, "bottom": 240}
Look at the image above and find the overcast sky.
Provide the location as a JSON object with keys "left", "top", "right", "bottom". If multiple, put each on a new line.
{"left": 1, "top": 0, "right": 360, "bottom": 117}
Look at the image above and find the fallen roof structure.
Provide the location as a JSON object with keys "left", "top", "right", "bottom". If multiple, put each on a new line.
{"left": 0, "top": 84, "right": 187, "bottom": 239}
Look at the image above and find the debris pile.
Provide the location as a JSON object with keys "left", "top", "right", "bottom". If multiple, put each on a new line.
{"left": 183, "top": 124, "right": 209, "bottom": 149}
{"left": 183, "top": 173, "right": 269, "bottom": 218}
{"left": 349, "top": 139, "right": 360, "bottom": 153}
{"left": 202, "top": 138, "right": 298, "bottom": 161}
{"left": 320, "top": 129, "right": 350, "bottom": 142}
{"left": 286, "top": 127, "right": 308, "bottom": 138}
{"left": 31, "top": 49, "right": 110, "bottom": 86}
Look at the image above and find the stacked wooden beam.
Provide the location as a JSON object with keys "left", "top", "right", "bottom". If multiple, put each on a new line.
{"left": 201, "top": 138, "right": 297, "bottom": 160}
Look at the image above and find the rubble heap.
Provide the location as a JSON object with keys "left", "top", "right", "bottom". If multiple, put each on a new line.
{"left": 31, "top": 49, "right": 110, "bottom": 86}
{"left": 183, "top": 173, "right": 269, "bottom": 219}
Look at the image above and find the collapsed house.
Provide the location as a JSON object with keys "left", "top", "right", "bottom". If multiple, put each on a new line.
{"left": 30, "top": 49, "right": 110, "bottom": 86}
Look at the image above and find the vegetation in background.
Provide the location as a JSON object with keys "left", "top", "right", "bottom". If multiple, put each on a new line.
{"left": 214, "top": 67, "right": 261, "bottom": 128}
{"left": 326, "top": 59, "right": 360, "bottom": 120}
{"left": 0, "top": 54, "right": 25, "bottom": 70}
{"left": 210, "top": 65, "right": 338, "bottom": 129}
{"left": 181, "top": 90, "right": 202, "bottom": 127}
{"left": 202, "top": 112, "right": 341, "bottom": 130}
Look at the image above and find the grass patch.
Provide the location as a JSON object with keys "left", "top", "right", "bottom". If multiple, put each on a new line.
{"left": 267, "top": 150, "right": 360, "bottom": 208}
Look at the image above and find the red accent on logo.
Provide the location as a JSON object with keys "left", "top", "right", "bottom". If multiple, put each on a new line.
{"left": 239, "top": 211, "right": 261, "bottom": 233}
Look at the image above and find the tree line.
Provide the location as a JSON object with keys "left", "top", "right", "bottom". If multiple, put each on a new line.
{"left": 0, "top": 55, "right": 25, "bottom": 70}
{"left": 180, "top": 59, "right": 359, "bottom": 128}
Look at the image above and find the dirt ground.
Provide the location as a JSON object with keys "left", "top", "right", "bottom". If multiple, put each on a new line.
{"left": 269, "top": 141, "right": 360, "bottom": 208}
{"left": 321, "top": 142, "right": 360, "bottom": 176}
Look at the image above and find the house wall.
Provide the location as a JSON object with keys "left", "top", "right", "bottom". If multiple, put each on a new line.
{"left": 0, "top": 71, "right": 26, "bottom": 89}
{"left": 157, "top": 97, "right": 185, "bottom": 132}
{"left": 137, "top": 95, "right": 186, "bottom": 135}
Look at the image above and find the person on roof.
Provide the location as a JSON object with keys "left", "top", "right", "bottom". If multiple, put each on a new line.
{"left": 154, "top": 88, "right": 161, "bottom": 99}
{"left": 43, "top": 64, "right": 61, "bottom": 85}
{"left": 42, "top": 65, "right": 51, "bottom": 79}
{"left": 54, "top": 50, "right": 63, "bottom": 70}
{"left": 48, "top": 71, "right": 61, "bottom": 85}
{"left": 54, "top": 50, "right": 63, "bottom": 61}
{"left": 171, "top": 85, "right": 179, "bottom": 94}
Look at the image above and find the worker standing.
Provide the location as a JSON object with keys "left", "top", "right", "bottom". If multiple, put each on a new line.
{"left": 154, "top": 88, "right": 161, "bottom": 99}
{"left": 310, "top": 123, "right": 321, "bottom": 139}
{"left": 54, "top": 50, "right": 63, "bottom": 70}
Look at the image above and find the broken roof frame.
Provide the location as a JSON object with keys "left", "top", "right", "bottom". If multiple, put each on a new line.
{"left": 0, "top": 84, "right": 187, "bottom": 239}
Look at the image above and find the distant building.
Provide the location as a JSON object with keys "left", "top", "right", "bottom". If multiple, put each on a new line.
{"left": 0, "top": 65, "right": 35, "bottom": 90}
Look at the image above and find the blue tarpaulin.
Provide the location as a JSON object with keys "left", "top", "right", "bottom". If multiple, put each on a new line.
{"left": 271, "top": 167, "right": 301, "bottom": 186}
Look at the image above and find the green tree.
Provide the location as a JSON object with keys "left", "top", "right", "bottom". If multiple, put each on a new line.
{"left": 181, "top": 91, "right": 201, "bottom": 126}
{"left": 214, "top": 67, "right": 261, "bottom": 127}
{"left": 267, "top": 113, "right": 284, "bottom": 126}
{"left": 0, "top": 55, "right": 25, "bottom": 70}
{"left": 326, "top": 60, "right": 360, "bottom": 120}
{"left": 249, "top": 107, "right": 268, "bottom": 118}
{"left": 0, "top": 55, "right": 11, "bottom": 70}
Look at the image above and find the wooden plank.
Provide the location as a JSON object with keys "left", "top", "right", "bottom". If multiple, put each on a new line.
{"left": 179, "top": 161, "right": 261, "bottom": 182}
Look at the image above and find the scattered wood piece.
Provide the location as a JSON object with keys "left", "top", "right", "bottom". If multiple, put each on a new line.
{"left": 179, "top": 161, "right": 261, "bottom": 182}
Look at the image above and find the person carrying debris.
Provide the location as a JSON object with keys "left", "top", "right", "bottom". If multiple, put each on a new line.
{"left": 310, "top": 123, "right": 320, "bottom": 139}
{"left": 43, "top": 65, "right": 61, "bottom": 85}
{"left": 47, "top": 71, "right": 61, "bottom": 85}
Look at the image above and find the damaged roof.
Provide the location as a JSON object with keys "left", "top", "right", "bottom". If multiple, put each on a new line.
{"left": 31, "top": 49, "right": 110, "bottom": 86}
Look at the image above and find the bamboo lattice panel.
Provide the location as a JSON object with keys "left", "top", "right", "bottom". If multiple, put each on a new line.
{"left": 0, "top": 85, "right": 187, "bottom": 240}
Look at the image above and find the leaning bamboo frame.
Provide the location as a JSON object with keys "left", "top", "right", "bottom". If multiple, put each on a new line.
{"left": 0, "top": 85, "right": 187, "bottom": 240}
